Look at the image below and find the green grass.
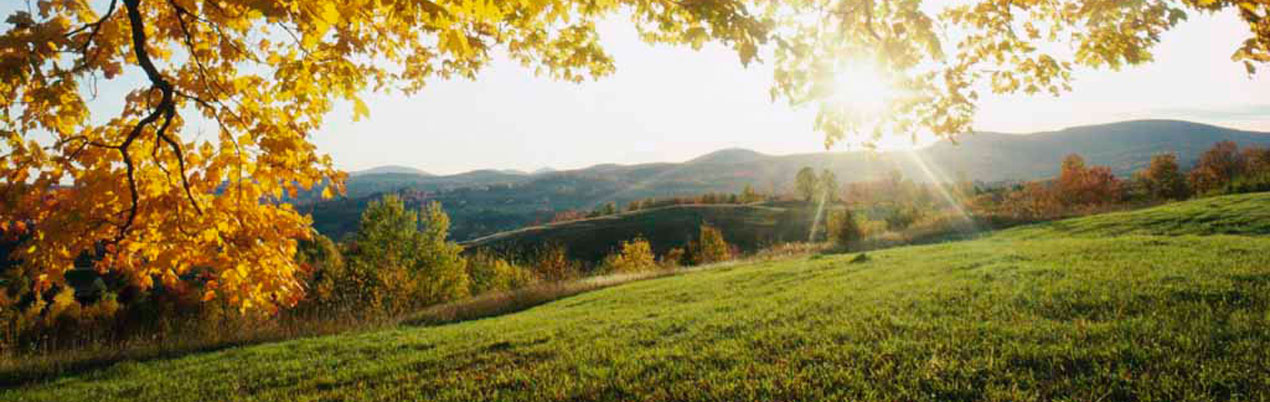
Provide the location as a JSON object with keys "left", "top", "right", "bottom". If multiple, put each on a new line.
{"left": 1000, "top": 192, "right": 1270, "bottom": 239}
{"left": 7, "top": 194, "right": 1270, "bottom": 400}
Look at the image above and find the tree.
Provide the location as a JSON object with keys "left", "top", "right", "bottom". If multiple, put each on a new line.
{"left": 1134, "top": 154, "right": 1189, "bottom": 201}
{"left": 819, "top": 169, "right": 840, "bottom": 203}
{"left": 691, "top": 224, "right": 732, "bottom": 265}
{"left": 795, "top": 167, "right": 819, "bottom": 202}
{"left": 413, "top": 201, "right": 469, "bottom": 306}
{"left": 740, "top": 184, "right": 763, "bottom": 204}
{"left": 1244, "top": 146, "right": 1270, "bottom": 176}
{"left": 1056, "top": 154, "right": 1123, "bottom": 207}
{"left": 827, "top": 209, "right": 862, "bottom": 251}
{"left": 1057, "top": 153, "right": 1089, "bottom": 203}
{"left": 601, "top": 238, "right": 658, "bottom": 274}
{"left": 347, "top": 195, "right": 468, "bottom": 312}
{"left": 294, "top": 233, "right": 347, "bottom": 311}
{"left": 1189, "top": 141, "right": 1247, "bottom": 194}
{"left": 467, "top": 250, "right": 535, "bottom": 296}
{"left": 3, "top": 1, "right": 1267, "bottom": 312}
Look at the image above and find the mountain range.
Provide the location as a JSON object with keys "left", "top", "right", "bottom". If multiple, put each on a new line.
{"left": 305, "top": 120, "right": 1270, "bottom": 241}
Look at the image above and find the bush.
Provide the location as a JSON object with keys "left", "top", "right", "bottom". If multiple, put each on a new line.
{"left": 691, "top": 224, "right": 732, "bottom": 265}
{"left": 294, "top": 233, "right": 350, "bottom": 312}
{"left": 467, "top": 251, "right": 538, "bottom": 295}
{"left": 884, "top": 205, "right": 922, "bottom": 231}
{"left": 828, "top": 209, "right": 863, "bottom": 250}
{"left": 601, "top": 238, "right": 658, "bottom": 274}
{"left": 532, "top": 243, "right": 581, "bottom": 282}
{"left": 660, "top": 247, "right": 687, "bottom": 269}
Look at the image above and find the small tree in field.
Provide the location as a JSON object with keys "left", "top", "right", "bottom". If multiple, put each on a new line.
{"left": 348, "top": 195, "right": 469, "bottom": 313}
{"left": 415, "top": 202, "right": 470, "bottom": 306}
{"left": 828, "top": 209, "right": 863, "bottom": 251}
{"left": 1134, "top": 154, "right": 1189, "bottom": 201}
{"left": 819, "top": 169, "right": 840, "bottom": 203}
{"left": 602, "top": 238, "right": 658, "bottom": 274}
{"left": 1189, "top": 141, "right": 1247, "bottom": 194}
{"left": 533, "top": 243, "right": 580, "bottom": 282}
{"left": 691, "top": 224, "right": 732, "bottom": 265}
{"left": 795, "top": 167, "right": 819, "bottom": 202}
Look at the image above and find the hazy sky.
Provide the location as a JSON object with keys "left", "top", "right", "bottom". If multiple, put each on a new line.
{"left": 311, "top": 9, "right": 1270, "bottom": 175}
{"left": 4, "top": 4, "right": 1268, "bottom": 175}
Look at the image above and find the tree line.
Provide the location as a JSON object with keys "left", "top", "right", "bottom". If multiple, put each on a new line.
{"left": 973, "top": 141, "right": 1270, "bottom": 222}
{"left": 0, "top": 195, "right": 738, "bottom": 354}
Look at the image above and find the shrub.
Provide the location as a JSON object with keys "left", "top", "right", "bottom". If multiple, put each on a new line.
{"left": 467, "top": 251, "right": 538, "bottom": 295}
{"left": 691, "top": 224, "right": 732, "bottom": 265}
{"left": 828, "top": 209, "right": 863, "bottom": 250}
{"left": 660, "top": 247, "right": 687, "bottom": 269}
{"left": 884, "top": 205, "right": 922, "bottom": 231}
{"left": 1134, "top": 153, "right": 1190, "bottom": 201}
{"left": 294, "top": 234, "right": 350, "bottom": 312}
{"left": 602, "top": 238, "right": 658, "bottom": 274}
{"left": 532, "top": 243, "right": 581, "bottom": 282}
{"left": 1189, "top": 141, "right": 1246, "bottom": 194}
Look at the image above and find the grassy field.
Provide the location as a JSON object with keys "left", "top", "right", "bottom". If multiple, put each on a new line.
{"left": 6, "top": 193, "right": 1270, "bottom": 400}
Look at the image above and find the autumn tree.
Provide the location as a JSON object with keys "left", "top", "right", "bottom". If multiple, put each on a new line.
{"left": 1243, "top": 146, "right": 1270, "bottom": 175}
{"left": 1189, "top": 141, "right": 1247, "bottom": 194}
{"left": 691, "top": 224, "right": 732, "bottom": 265}
{"left": 3, "top": 0, "right": 1267, "bottom": 312}
{"left": 601, "top": 238, "right": 657, "bottom": 274}
{"left": 1057, "top": 153, "right": 1089, "bottom": 203}
{"left": 819, "top": 169, "right": 840, "bottom": 203}
{"left": 347, "top": 195, "right": 468, "bottom": 313}
{"left": 795, "top": 167, "right": 818, "bottom": 202}
{"left": 294, "top": 233, "right": 347, "bottom": 311}
{"left": 827, "top": 209, "right": 862, "bottom": 251}
{"left": 1134, "top": 154, "right": 1189, "bottom": 201}
{"left": 740, "top": 184, "right": 763, "bottom": 204}
{"left": 1057, "top": 154, "right": 1123, "bottom": 207}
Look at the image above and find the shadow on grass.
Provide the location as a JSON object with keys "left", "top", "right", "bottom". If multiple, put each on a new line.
{"left": 402, "top": 270, "right": 682, "bottom": 327}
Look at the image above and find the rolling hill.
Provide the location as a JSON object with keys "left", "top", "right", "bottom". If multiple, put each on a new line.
{"left": 348, "top": 165, "right": 431, "bottom": 177}
{"left": 307, "top": 120, "right": 1270, "bottom": 241}
{"left": 10, "top": 193, "right": 1270, "bottom": 400}
{"left": 464, "top": 203, "right": 825, "bottom": 263}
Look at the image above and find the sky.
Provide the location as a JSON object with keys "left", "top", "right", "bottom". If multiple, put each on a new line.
{"left": 310, "top": 9, "right": 1270, "bottom": 175}
{"left": 4, "top": 3, "right": 1269, "bottom": 175}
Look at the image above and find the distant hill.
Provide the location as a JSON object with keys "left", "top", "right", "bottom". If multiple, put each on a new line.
{"left": 349, "top": 165, "right": 430, "bottom": 177}
{"left": 532, "top": 167, "right": 557, "bottom": 175}
{"left": 308, "top": 120, "right": 1270, "bottom": 241}
{"left": 464, "top": 203, "right": 824, "bottom": 263}
{"left": 687, "top": 148, "right": 769, "bottom": 165}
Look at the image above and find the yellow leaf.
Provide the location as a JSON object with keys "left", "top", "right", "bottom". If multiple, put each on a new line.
{"left": 352, "top": 98, "right": 369, "bottom": 122}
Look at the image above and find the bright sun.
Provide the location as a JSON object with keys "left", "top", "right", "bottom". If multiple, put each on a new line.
{"left": 827, "top": 62, "right": 936, "bottom": 151}
{"left": 830, "top": 62, "right": 895, "bottom": 116}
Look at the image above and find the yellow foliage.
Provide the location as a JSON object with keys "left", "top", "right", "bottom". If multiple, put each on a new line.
{"left": 691, "top": 224, "right": 732, "bottom": 265}
{"left": 602, "top": 238, "right": 658, "bottom": 274}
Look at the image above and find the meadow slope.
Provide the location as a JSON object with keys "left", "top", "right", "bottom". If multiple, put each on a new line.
{"left": 6, "top": 194, "right": 1270, "bottom": 400}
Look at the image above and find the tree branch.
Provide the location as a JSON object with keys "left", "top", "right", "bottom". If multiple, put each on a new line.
{"left": 112, "top": 0, "right": 205, "bottom": 242}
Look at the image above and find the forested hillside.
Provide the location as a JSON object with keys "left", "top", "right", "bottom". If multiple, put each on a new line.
{"left": 307, "top": 120, "right": 1270, "bottom": 241}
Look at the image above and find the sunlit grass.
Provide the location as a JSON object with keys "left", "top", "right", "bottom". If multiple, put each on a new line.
{"left": 5, "top": 193, "right": 1270, "bottom": 400}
